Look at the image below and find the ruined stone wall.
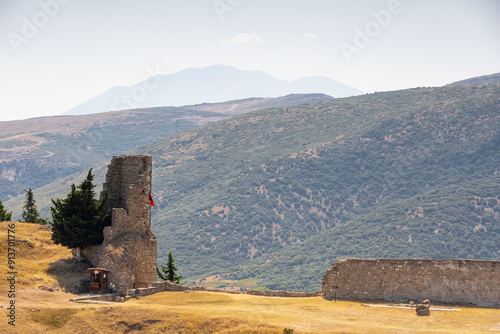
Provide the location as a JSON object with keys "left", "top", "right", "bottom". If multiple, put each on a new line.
{"left": 82, "top": 155, "right": 157, "bottom": 294}
{"left": 322, "top": 258, "right": 500, "bottom": 306}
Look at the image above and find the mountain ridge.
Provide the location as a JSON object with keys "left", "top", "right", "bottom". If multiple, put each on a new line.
{"left": 0, "top": 94, "right": 333, "bottom": 202}
{"left": 447, "top": 72, "right": 500, "bottom": 86}
{"left": 62, "top": 65, "right": 362, "bottom": 116}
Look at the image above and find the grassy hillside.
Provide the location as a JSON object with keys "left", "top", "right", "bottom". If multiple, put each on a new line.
{"left": 0, "top": 222, "right": 85, "bottom": 294}
{"left": 1, "top": 223, "right": 500, "bottom": 334}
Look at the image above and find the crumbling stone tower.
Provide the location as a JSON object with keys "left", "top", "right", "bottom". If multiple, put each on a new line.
{"left": 82, "top": 155, "right": 157, "bottom": 294}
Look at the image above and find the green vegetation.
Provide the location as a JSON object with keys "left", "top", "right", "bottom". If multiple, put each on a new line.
{"left": 142, "top": 84, "right": 500, "bottom": 291}
{"left": 20, "top": 188, "right": 48, "bottom": 224}
{"left": 225, "top": 175, "right": 500, "bottom": 291}
{"left": 1, "top": 95, "right": 329, "bottom": 205}
{"left": 0, "top": 108, "right": 230, "bottom": 203}
{"left": 157, "top": 251, "right": 183, "bottom": 284}
{"left": 0, "top": 198, "right": 12, "bottom": 221}
{"left": 5, "top": 84, "right": 500, "bottom": 292}
{"left": 0, "top": 138, "right": 38, "bottom": 148}
{"left": 50, "top": 169, "right": 111, "bottom": 253}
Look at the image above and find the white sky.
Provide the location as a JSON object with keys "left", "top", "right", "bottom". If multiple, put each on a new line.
{"left": 0, "top": 0, "right": 499, "bottom": 122}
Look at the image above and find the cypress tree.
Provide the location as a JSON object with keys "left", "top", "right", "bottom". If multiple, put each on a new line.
{"left": 157, "top": 251, "right": 182, "bottom": 284}
{"left": 0, "top": 198, "right": 12, "bottom": 222}
{"left": 50, "top": 169, "right": 111, "bottom": 259}
{"left": 21, "top": 188, "right": 44, "bottom": 224}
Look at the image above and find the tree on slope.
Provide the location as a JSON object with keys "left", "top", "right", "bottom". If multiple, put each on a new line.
{"left": 0, "top": 198, "right": 12, "bottom": 222}
{"left": 50, "top": 169, "right": 111, "bottom": 260}
{"left": 21, "top": 188, "right": 48, "bottom": 224}
{"left": 157, "top": 251, "right": 182, "bottom": 284}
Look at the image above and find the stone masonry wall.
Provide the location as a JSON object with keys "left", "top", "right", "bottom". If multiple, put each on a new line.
{"left": 82, "top": 155, "right": 157, "bottom": 294}
{"left": 322, "top": 258, "right": 500, "bottom": 306}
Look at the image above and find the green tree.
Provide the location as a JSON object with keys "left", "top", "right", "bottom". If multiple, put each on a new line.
{"left": 0, "top": 198, "right": 12, "bottom": 222}
{"left": 20, "top": 188, "right": 47, "bottom": 224}
{"left": 50, "top": 169, "right": 111, "bottom": 260}
{"left": 157, "top": 251, "right": 182, "bottom": 284}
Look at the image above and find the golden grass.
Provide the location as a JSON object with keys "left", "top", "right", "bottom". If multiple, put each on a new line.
{"left": 128, "top": 292, "right": 500, "bottom": 334}
{"left": 30, "top": 308, "right": 78, "bottom": 329}
{"left": 1, "top": 222, "right": 499, "bottom": 333}
{"left": 0, "top": 222, "right": 80, "bottom": 293}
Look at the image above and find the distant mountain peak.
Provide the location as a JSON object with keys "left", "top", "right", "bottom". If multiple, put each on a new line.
{"left": 62, "top": 65, "right": 363, "bottom": 116}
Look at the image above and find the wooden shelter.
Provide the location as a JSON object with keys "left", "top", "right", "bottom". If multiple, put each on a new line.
{"left": 88, "top": 268, "right": 109, "bottom": 294}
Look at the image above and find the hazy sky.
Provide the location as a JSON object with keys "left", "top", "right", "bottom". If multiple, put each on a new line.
{"left": 1, "top": 0, "right": 499, "bottom": 122}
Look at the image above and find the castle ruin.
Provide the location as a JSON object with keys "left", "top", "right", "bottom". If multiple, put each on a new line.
{"left": 77, "top": 155, "right": 500, "bottom": 305}
{"left": 322, "top": 258, "right": 500, "bottom": 306}
{"left": 82, "top": 155, "right": 157, "bottom": 294}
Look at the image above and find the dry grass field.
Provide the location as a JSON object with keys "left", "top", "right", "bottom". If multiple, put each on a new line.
{"left": 1, "top": 222, "right": 499, "bottom": 333}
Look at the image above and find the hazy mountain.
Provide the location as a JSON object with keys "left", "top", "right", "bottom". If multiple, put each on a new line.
{"left": 447, "top": 72, "right": 500, "bottom": 86}
{"left": 62, "top": 65, "right": 362, "bottom": 116}
{"left": 8, "top": 84, "right": 499, "bottom": 292}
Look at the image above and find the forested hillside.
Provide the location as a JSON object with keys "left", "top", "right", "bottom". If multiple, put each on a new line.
{"left": 141, "top": 84, "right": 499, "bottom": 291}
{"left": 228, "top": 175, "right": 500, "bottom": 291}
{"left": 0, "top": 108, "right": 226, "bottom": 201}
{"left": 5, "top": 84, "right": 499, "bottom": 292}
{"left": 0, "top": 94, "right": 329, "bottom": 203}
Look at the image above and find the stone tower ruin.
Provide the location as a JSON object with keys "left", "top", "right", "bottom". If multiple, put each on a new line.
{"left": 82, "top": 154, "right": 157, "bottom": 294}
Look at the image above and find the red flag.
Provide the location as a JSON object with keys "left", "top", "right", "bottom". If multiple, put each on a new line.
{"left": 149, "top": 193, "right": 155, "bottom": 207}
